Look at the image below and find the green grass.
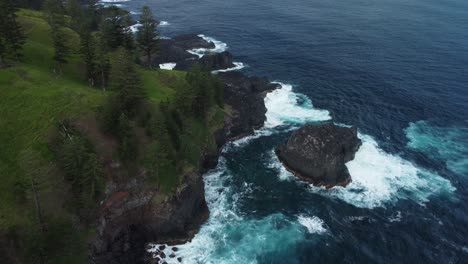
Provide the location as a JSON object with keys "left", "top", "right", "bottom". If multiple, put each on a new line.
{"left": 0, "top": 10, "right": 105, "bottom": 230}
{"left": 141, "top": 68, "right": 185, "bottom": 102}
{"left": 1, "top": 9, "right": 210, "bottom": 262}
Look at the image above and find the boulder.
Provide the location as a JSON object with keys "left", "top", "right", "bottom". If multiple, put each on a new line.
{"left": 275, "top": 122, "right": 361, "bottom": 188}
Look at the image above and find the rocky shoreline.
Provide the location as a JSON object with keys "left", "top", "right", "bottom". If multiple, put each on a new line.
{"left": 90, "top": 35, "right": 279, "bottom": 264}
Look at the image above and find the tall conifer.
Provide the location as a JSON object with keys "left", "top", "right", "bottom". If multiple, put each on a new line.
{"left": 136, "top": 6, "right": 159, "bottom": 68}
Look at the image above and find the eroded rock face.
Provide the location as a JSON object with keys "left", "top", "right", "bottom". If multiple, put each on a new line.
{"left": 218, "top": 72, "right": 281, "bottom": 139}
{"left": 90, "top": 172, "right": 209, "bottom": 264}
{"left": 275, "top": 122, "right": 362, "bottom": 188}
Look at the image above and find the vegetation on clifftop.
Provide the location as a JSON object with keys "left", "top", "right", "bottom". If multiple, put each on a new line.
{"left": 0, "top": 3, "right": 224, "bottom": 263}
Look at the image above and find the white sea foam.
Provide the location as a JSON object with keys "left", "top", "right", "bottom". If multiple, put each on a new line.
{"left": 264, "top": 82, "right": 332, "bottom": 128}
{"left": 160, "top": 21, "right": 170, "bottom": 26}
{"left": 266, "top": 150, "right": 294, "bottom": 181}
{"left": 297, "top": 215, "right": 327, "bottom": 234}
{"left": 129, "top": 23, "right": 142, "bottom": 33}
{"left": 212, "top": 62, "right": 245, "bottom": 73}
{"left": 159, "top": 63, "right": 176, "bottom": 70}
{"left": 148, "top": 147, "right": 314, "bottom": 263}
{"left": 99, "top": 0, "right": 130, "bottom": 2}
{"left": 187, "top": 34, "right": 228, "bottom": 58}
{"left": 308, "top": 134, "right": 456, "bottom": 208}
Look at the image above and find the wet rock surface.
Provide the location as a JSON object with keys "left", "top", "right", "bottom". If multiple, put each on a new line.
{"left": 276, "top": 122, "right": 362, "bottom": 188}
{"left": 147, "top": 34, "right": 234, "bottom": 71}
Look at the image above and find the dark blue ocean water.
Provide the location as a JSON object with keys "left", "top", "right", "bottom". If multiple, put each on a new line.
{"left": 108, "top": 0, "right": 467, "bottom": 262}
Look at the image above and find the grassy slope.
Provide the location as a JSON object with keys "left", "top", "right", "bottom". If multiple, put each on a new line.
{"left": 0, "top": 9, "right": 222, "bottom": 262}
{"left": 0, "top": 9, "right": 105, "bottom": 230}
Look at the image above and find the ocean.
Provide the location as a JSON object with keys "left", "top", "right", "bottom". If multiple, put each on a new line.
{"left": 103, "top": 0, "right": 467, "bottom": 262}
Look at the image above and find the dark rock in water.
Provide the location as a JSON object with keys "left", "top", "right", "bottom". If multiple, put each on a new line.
{"left": 172, "top": 246, "right": 178, "bottom": 252}
{"left": 169, "top": 253, "right": 176, "bottom": 258}
{"left": 172, "top": 34, "right": 215, "bottom": 50}
{"left": 276, "top": 122, "right": 362, "bottom": 188}
{"left": 177, "top": 257, "right": 182, "bottom": 262}
{"left": 148, "top": 34, "right": 236, "bottom": 71}
{"left": 218, "top": 72, "right": 280, "bottom": 139}
{"left": 159, "top": 245, "right": 166, "bottom": 250}
{"left": 199, "top": 51, "right": 234, "bottom": 70}
{"left": 174, "top": 51, "right": 234, "bottom": 71}
{"left": 160, "top": 252, "right": 166, "bottom": 258}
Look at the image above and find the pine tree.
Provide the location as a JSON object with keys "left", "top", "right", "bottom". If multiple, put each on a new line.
{"left": 121, "top": 14, "right": 135, "bottom": 51}
{"left": 65, "top": 0, "right": 82, "bottom": 31}
{"left": 100, "top": 7, "right": 134, "bottom": 51}
{"left": 117, "top": 113, "right": 138, "bottom": 161}
{"left": 110, "top": 48, "right": 145, "bottom": 115}
{"left": 186, "top": 66, "right": 210, "bottom": 119}
{"left": 0, "top": 0, "right": 26, "bottom": 65}
{"left": 94, "top": 33, "right": 111, "bottom": 90}
{"left": 136, "top": 6, "right": 159, "bottom": 68}
{"left": 51, "top": 25, "right": 69, "bottom": 73}
{"left": 43, "top": 0, "right": 69, "bottom": 74}
{"left": 79, "top": 27, "right": 97, "bottom": 86}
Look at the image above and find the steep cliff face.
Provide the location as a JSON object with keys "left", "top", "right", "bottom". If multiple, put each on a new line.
{"left": 218, "top": 72, "right": 280, "bottom": 139}
{"left": 276, "top": 122, "right": 362, "bottom": 188}
{"left": 90, "top": 172, "right": 209, "bottom": 264}
{"left": 90, "top": 48, "right": 278, "bottom": 263}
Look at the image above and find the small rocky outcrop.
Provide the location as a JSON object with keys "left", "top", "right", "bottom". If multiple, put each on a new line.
{"left": 171, "top": 34, "right": 215, "bottom": 50}
{"left": 174, "top": 51, "right": 234, "bottom": 71}
{"left": 275, "top": 122, "right": 362, "bottom": 188}
{"left": 218, "top": 72, "right": 281, "bottom": 139}
{"left": 147, "top": 34, "right": 235, "bottom": 71}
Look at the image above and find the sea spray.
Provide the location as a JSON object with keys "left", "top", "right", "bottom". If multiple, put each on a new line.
{"left": 308, "top": 134, "right": 456, "bottom": 208}
{"left": 148, "top": 159, "right": 310, "bottom": 264}
{"left": 264, "top": 83, "right": 332, "bottom": 128}
{"left": 187, "top": 35, "right": 229, "bottom": 58}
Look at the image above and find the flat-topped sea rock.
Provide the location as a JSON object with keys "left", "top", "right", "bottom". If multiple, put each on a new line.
{"left": 275, "top": 122, "right": 362, "bottom": 188}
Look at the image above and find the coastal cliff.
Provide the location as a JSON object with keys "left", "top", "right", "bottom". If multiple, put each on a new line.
{"left": 90, "top": 35, "right": 278, "bottom": 263}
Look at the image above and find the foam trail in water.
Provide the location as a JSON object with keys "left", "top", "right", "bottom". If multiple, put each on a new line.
{"left": 264, "top": 82, "right": 331, "bottom": 128}
{"left": 212, "top": 62, "right": 245, "bottom": 73}
{"left": 99, "top": 0, "right": 130, "bottom": 2}
{"left": 159, "top": 63, "right": 176, "bottom": 70}
{"left": 266, "top": 150, "right": 294, "bottom": 181}
{"left": 148, "top": 148, "right": 321, "bottom": 263}
{"left": 160, "top": 21, "right": 170, "bottom": 26}
{"left": 188, "top": 34, "right": 228, "bottom": 58}
{"left": 308, "top": 134, "right": 456, "bottom": 208}
{"left": 405, "top": 120, "right": 468, "bottom": 175}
